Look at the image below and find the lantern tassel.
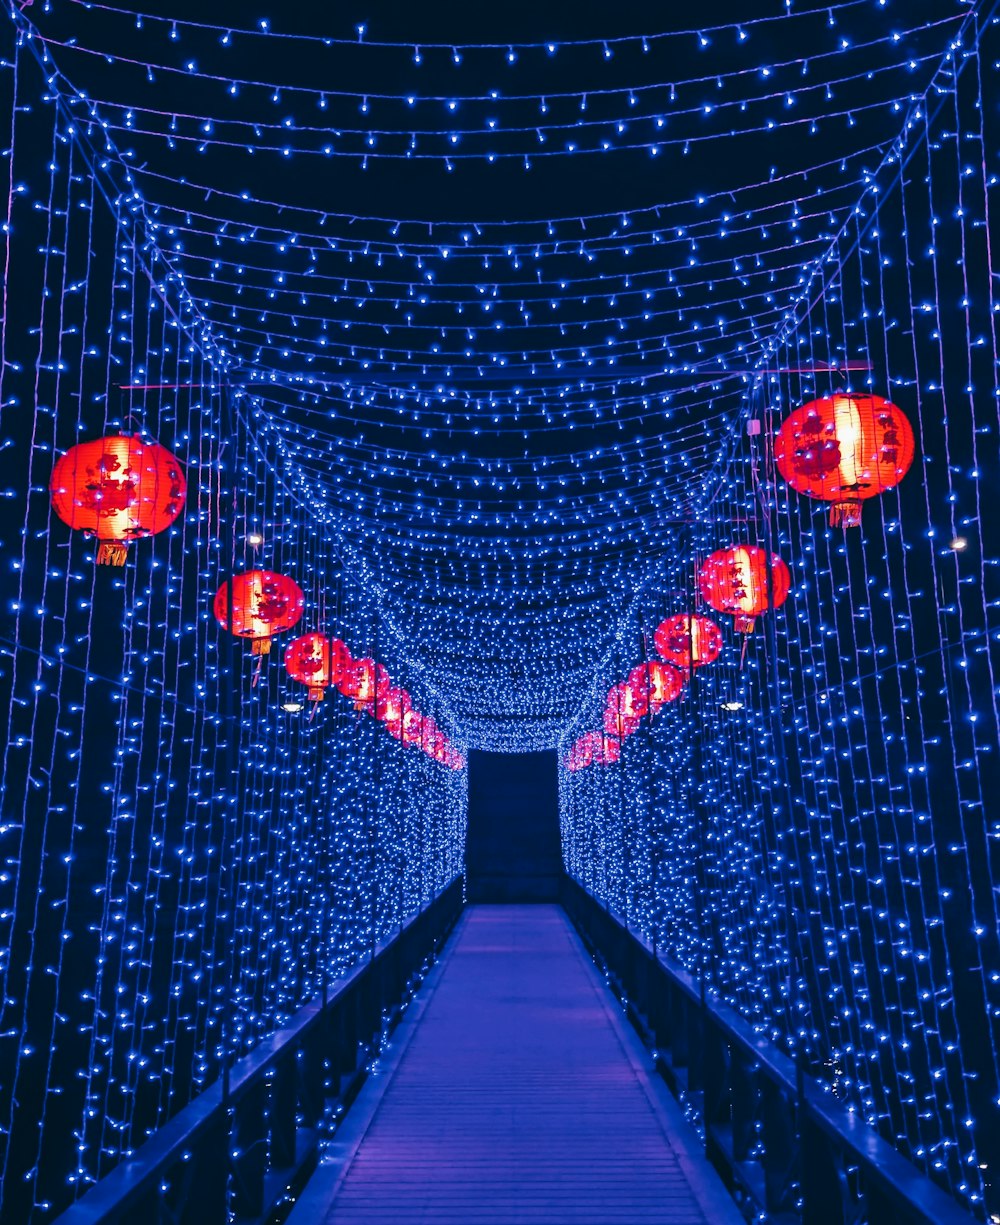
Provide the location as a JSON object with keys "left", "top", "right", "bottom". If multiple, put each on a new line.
{"left": 829, "top": 500, "right": 863, "bottom": 529}
{"left": 96, "top": 540, "right": 128, "bottom": 566}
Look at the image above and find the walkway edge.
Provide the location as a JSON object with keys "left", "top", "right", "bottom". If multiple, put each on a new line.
{"left": 286, "top": 910, "right": 469, "bottom": 1225}
{"left": 563, "top": 915, "right": 744, "bottom": 1223}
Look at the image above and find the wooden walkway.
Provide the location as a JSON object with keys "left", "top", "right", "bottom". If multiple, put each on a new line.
{"left": 290, "top": 905, "right": 740, "bottom": 1225}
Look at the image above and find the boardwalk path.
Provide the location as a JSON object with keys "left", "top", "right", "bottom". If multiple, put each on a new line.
{"left": 290, "top": 904, "right": 740, "bottom": 1225}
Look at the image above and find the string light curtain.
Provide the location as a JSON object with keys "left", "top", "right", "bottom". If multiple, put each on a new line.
{"left": 0, "top": 24, "right": 466, "bottom": 1221}
{"left": 8, "top": 0, "right": 980, "bottom": 746}
{"left": 0, "top": 1, "right": 998, "bottom": 1222}
{"left": 562, "top": 15, "right": 1000, "bottom": 1217}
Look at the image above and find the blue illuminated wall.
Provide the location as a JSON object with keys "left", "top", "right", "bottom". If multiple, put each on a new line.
{"left": 560, "top": 33, "right": 1000, "bottom": 1211}
{"left": 0, "top": 30, "right": 467, "bottom": 1218}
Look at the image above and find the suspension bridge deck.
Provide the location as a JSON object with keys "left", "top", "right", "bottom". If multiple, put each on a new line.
{"left": 289, "top": 904, "right": 740, "bottom": 1225}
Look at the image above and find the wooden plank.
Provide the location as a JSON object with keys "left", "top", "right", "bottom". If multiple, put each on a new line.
{"left": 292, "top": 905, "right": 741, "bottom": 1225}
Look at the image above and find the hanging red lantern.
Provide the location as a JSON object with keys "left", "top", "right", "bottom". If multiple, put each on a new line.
{"left": 774, "top": 393, "right": 915, "bottom": 528}
{"left": 425, "top": 729, "right": 448, "bottom": 761}
{"left": 625, "top": 661, "right": 685, "bottom": 713}
{"left": 565, "top": 734, "right": 592, "bottom": 771}
{"left": 653, "top": 614, "right": 723, "bottom": 671}
{"left": 595, "top": 734, "right": 621, "bottom": 765}
{"left": 565, "top": 741, "right": 585, "bottom": 772}
{"left": 376, "top": 685, "right": 411, "bottom": 733}
{"left": 422, "top": 719, "right": 459, "bottom": 765}
{"left": 284, "top": 633, "right": 349, "bottom": 702}
{"left": 213, "top": 570, "right": 304, "bottom": 655}
{"left": 698, "top": 545, "right": 790, "bottom": 634}
{"left": 604, "top": 683, "right": 642, "bottom": 739}
{"left": 339, "top": 657, "right": 378, "bottom": 710}
{"left": 418, "top": 715, "right": 438, "bottom": 749}
{"left": 400, "top": 708, "right": 425, "bottom": 746}
{"left": 446, "top": 750, "right": 466, "bottom": 771}
{"left": 50, "top": 433, "right": 186, "bottom": 565}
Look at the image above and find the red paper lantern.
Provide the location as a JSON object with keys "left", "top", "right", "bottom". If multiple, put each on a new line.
{"left": 284, "top": 633, "right": 349, "bottom": 702}
{"left": 213, "top": 570, "right": 304, "bottom": 655}
{"left": 604, "top": 683, "right": 642, "bottom": 739}
{"left": 595, "top": 734, "right": 621, "bottom": 765}
{"left": 698, "top": 545, "right": 790, "bottom": 634}
{"left": 446, "top": 751, "right": 466, "bottom": 771}
{"left": 566, "top": 734, "right": 595, "bottom": 772}
{"left": 50, "top": 433, "right": 186, "bottom": 565}
{"left": 625, "top": 661, "right": 685, "bottom": 712}
{"left": 421, "top": 718, "right": 460, "bottom": 766}
{"left": 774, "top": 393, "right": 915, "bottom": 528}
{"left": 338, "top": 657, "right": 380, "bottom": 710}
{"left": 400, "top": 708, "right": 425, "bottom": 746}
{"left": 424, "top": 728, "right": 448, "bottom": 760}
{"left": 376, "top": 685, "right": 411, "bottom": 732}
{"left": 653, "top": 614, "right": 723, "bottom": 671}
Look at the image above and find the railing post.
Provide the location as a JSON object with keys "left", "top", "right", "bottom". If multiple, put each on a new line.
{"left": 668, "top": 980, "right": 689, "bottom": 1087}
{"left": 342, "top": 983, "right": 360, "bottom": 1094}
{"left": 648, "top": 959, "right": 669, "bottom": 1053}
{"left": 230, "top": 1078, "right": 267, "bottom": 1219}
{"left": 730, "top": 1049, "right": 757, "bottom": 1166}
{"left": 801, "top": 1111, "right": 847, "bottom": 1225}
{"left": 761, "top": 1078, "right": 798, "bottom": 1217}
{"left": 703, "top": 1017, "right": 729, "bottom": 1134}
{"left": 685, "top": 994, "right": 704, "bottom": 1095}
{"left": 865, "top": 1176, "right": 905, "bottom": 1225}
{"left": 271, "top": 1049, "right": 299, "bottom": 1170}
{"left": 300, "top": 1020, "right": 327, "bottom": 1129}
{"left": 180, "top": 1114, "right": 229, "bottom": 1225}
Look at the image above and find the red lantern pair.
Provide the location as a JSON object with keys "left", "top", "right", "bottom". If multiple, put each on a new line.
{"left": 603, "top": 661, "right": 685, "bottom": 739}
